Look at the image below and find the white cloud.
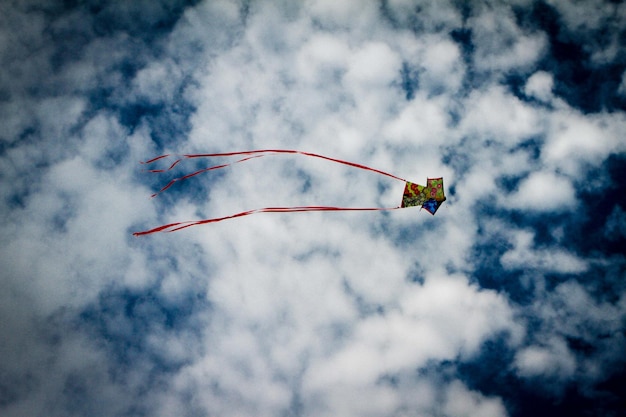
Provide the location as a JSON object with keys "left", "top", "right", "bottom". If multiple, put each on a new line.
{"left": 604, "top": 205, "right": 626, "bottom": 240}
{"left": 514, "top": 337, "right": 577, "bottom": 379}
{"left": 619, "top": 71, "right": 626, "bottom": 96}
{"left": 469, "top": 8, "right": 547, "bottom": 73}
{"left": 525, "top": 71, "right": 554, "bottom": 102}
{"left": 502, "top": 171, "right": 577, "bottom": 212}
{"left": 460, "top": 85, "right": 542, "bottom": 145}
{"left": 419, "top": 36, "right": 464, "bottom": 92}
{"left": 514, "top": 279, "right": 626, "bottom": 389}
{"left": 304, "top": 274, "right": 520, "bottom": 390}
{"left": 442, "top": 380, "right": 508, "bottom": 417}
{"left": 543, "top": 110, "right": 626, "bottom": 176}
{"left": 500, "top": 229, "right": 588, "bottom": 273}
{"left": 132, "top": 61, "right": 184, "bottom": 104}
{"left": 384, "top": 93, "right": 450, "bottom": 147}
{"left": 296, "top": 33, "right": 351, "bottom": 83}
{"left": 1, "top": 1, "right": 625, "bottom": 416}
{"left": 346, "top": 41, "right": 402, "bottom": 87}
{"left": 384, "top": 0, "right": 462, "bottom": 32}
{"left": 547, "top": 0, "right": 626, "bottom": 64}
{"left": 305, "top": 0, "right": 379, "bottom": 30}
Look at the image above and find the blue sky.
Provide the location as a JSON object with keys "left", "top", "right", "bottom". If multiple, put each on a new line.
{"left": 1, "top": 0, "right": 625, "bottom": 416}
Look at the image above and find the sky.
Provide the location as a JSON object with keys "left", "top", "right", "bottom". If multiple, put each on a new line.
{"left": 1, "top": 0, "right": 625, "bottom": 416}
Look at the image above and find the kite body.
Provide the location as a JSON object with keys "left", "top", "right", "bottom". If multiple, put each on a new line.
{"left": 401, "top": 178, "right": 446, "bottom": 214}
{"left": 133, "top": 149, "right": 446, "bottom": 235}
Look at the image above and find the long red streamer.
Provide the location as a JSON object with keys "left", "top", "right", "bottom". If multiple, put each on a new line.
{"left": 147, "top": 154, "right": 266, "bottom": 197}
{"left": 141, "top": 149, "right": 407, "bottom": 183}
{"left": 133, "top": 206, "right": 402, "bottom": 236}
{"left": 134, "top": 149, "right": 408, "bottom": 235}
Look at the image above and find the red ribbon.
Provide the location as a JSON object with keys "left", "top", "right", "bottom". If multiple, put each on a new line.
{"left": 134, "top": 149, "right": 409, "bottom": 235}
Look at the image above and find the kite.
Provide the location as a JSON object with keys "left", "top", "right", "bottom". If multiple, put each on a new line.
{"left": 133, "top": 149, "right": 445, "bottom": 235}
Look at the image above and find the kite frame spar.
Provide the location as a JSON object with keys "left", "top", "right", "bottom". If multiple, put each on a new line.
{"left": 133, "top": 149, "right": 445, "bottom": 236}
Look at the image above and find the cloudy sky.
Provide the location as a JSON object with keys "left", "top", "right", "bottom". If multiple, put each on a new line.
{"left": 1, "top": 0, "right": 626, "bottom": 416}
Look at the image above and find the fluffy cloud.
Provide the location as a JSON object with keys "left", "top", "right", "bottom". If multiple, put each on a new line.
{"left": 468, "top": 6, "right": 547, "bottom": 73}
{"left": 543, "top": 110, "right": 626, "bottom": 175}
{"left": 502, "top": 171, "right": 577, "bottom": 212}
{"left": 525, "top": 71, "right": 554, "bottom": 102}
{"left": 514, "top": 337, "right": 577, "bottom": 379}
{"left": 1, "top": 1, "right": 625, "bottom": 417}
{"left": 500, "top": 229, "right": 587, "bottom": 273}
{"left": 460, "top": 85, "right": 542, "bottom": 145}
